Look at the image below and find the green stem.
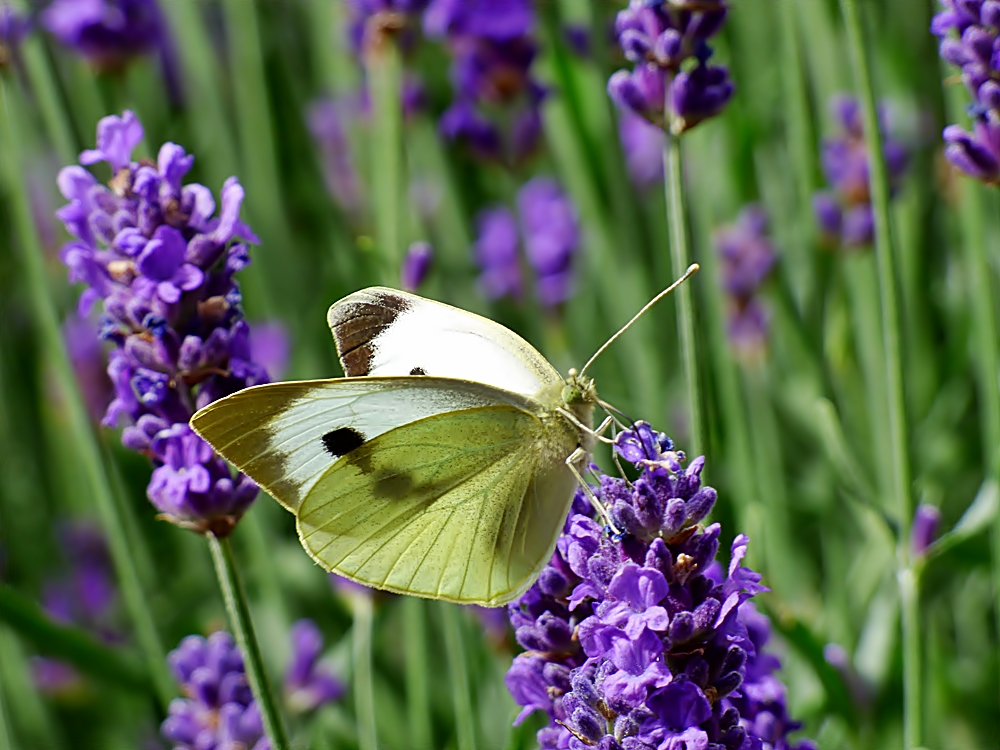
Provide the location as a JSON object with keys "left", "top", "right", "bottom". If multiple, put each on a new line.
{"left": 664, "top": 135, "right": 703, "bottom": 457}
{"left": 442, "top": 604, "right": 476, "bottom": 750}
{"left": 221, "top": 0, "right": 293, "bottom": 318}
{"left": 0, "top": 645, "right": 14, "bottom": 750}
{"left": 958, "top": 181, "right": 1000, "bottom": 707}
{"left": 403, "top": 597, "right": 432, "bottom": 749}
{"left": 0, "top": 77, "right": 174, "bottom": 709}
{"left": 839, "top": 1, "right": 918, "bottom": 746}
{"left": 208, "top": 534, "right": 290, "bottom": 750}
{"left": 351, "top": 595, "right": 377, "bottom": 750}
{"left": 368, "top": 36, "right": 404, "bottom": 283}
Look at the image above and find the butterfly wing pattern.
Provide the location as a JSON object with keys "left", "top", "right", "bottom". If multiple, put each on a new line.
{"left": 192, "top": 287, "right": 592, "bottom": 605}
{"left": 327, "top": 286, "right": 561, "bottom": 394}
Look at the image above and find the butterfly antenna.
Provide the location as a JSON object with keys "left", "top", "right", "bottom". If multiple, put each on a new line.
{"left": 579, "top": 264, "right": 699, "bottom": 378}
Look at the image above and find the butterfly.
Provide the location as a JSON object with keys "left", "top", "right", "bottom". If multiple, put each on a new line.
{"left": 190, "top": 266, "right": 697, "bottom": 606}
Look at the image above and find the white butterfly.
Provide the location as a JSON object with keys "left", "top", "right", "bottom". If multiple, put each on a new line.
{"left": 191, "top": 269, "right": 697, "bottom": 606}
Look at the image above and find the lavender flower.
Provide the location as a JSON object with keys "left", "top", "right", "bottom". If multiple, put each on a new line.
{"left": 346, "top": 0, "right": 430, "bottom": 53}
{"left": 307, "top": 98, "right": 365, "bottom": 217}
{"left": 56, "top": 110, "right": 266, "bottom": 536}
{"left": 474, "top": 206, "right": 523, "bottom": 301}
{"left": 64, "top": 315, "right": 113, "bottom": 422}
{"left": 608, "top": 1, "right": 733, "bottom": 135}
{"left": 42, "top": 0, "right": 164, "bottom": 67}
{"left": 812, "top": 96, "right": 909, "bottom": 249}
{"left": 518, "top": 178, "right": 580, "bottom": 308}
{"left": 284, "top": 620, "right": 345, "bottom": 714}
{"left": 401, "top": 241, "right": 433, "bottom": 290}
{"left": 933, "top": 0, "right": 1000, "bottom": 183}
{"left": 425, "top": 0, "right": 544, "bottom": 163}
{"left": 34, "top": 521, "right": 119, "bottom": 695}
{"left": 714, "top": 205, "right": 776, "bottom": 359}
{"left": 618, "top": 108, "right": 666, "bottom": 189}
{"left": 505, "top": 422, "right": 814, "bottom": 750}
{"left": 0, "top": 3, "right": 29, "bottom": 69}
{"left": 911, "top": 504, "right": 942, "bottom": 558}
{"left": 474, "top": 178, "right": 581, "bottom": 309}
{"left": 162, "top": 632, "right": 270, "bottom": 750}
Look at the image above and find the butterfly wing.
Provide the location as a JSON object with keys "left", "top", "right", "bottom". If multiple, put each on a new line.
{"left": 296, "top": 405, "right": 580, "bottom": 606}
{"left": 189, "top": 376, "right": 537, "bottom": 513}
{"left": 328, "top": 287, "right": 561, "bottom": 398}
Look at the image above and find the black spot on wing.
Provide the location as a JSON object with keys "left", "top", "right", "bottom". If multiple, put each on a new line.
{"left": 409, "top": 366, "right": 427, "bottom": 375}
{"left": 322, "top": 427, "right": 366, "bottom": 457}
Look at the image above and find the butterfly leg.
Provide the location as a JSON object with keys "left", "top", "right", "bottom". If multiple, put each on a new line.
{"left": 565, "top": 447, "right": 620, "bottom": 533}
{"left": 557, "top": 408, "right": 616, "bottom": 445}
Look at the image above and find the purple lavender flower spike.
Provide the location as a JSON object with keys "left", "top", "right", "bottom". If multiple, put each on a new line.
{"left": 401, "top": 241, "right": 433, "bottom": 291}
{"left": 713, "top": 204, "right": 777, "bottom": 358}
{"left": 162, "top": 631, "right": 273, "bottom": 750}
{"left": 505, "top": 424, "right": 813, "bottom": 750}
{"left": 618, "top": 108, "right": 666, "bottom": 188}
{"left": 307, "top": 97, "right": 365, "bottom": 215}
{"left": 56, "top": 110, "right": 269, "bottom": 536}
{"left": 517, "top": 178, "right": 580, "bottom": 308}
{"left": 813, "top": 95, "right": 909, "bottom": 249}
{"left": 474, "top": 207, "right": 522, "bottom": 301}
{"left": 911, "top": 504, "right": 942, "bottom": 557}
{"left": 935, "top": 0, "right": 1000, "bottom": 183}
{"left": 0, "top": 3, "right": 29, "bottom": 69}
{"left": 609, "top": 1, "right": 734, "bottom": 135}
{"left": 426, "top": 0, "right": 543, "bottom": 163}
{"left": 284, "top": 620, "right": 345, "bottom": 713}
{"left": 42, "top": 0, "right": 164, "bottom": 69}
{"left": 34, "top": 521, "right": 121, "bottom": 695}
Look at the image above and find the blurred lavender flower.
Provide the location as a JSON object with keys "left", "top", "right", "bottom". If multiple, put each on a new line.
{"left": 618, "top": 108, "right": 665, "bottom": 189}
{"left": 933, "top": 0, "right": 1000, "bottom": 183}
{"left": 346, "top": 0, "right": 430, "bottom": 53}
{"left": 518, "top": 178, "right": 580, "bottom": 307}
{"left": 608, "top": 0, "right": 733, "bottom": 135}
{"left": 425, "top": 0, "right": 545, "bottom": 163}
{"left": 714, "top": 205, "right": 776, "bottom": 359}
{"left": 307, "top": 98, "right": 365, "bottom": 217}
{"left": 55, "top": 110, "right": 265, "bottom": 536}
{"left": 0, "top": 3, "right": 29, "bottom": 69}
{"left": 474, "top": 179, "right": 581, "bottom": 309}
{"left": 249, "top": 322, "right": 289, "bottom": 382}
{"left": 812, "top": 95, "right": 909, "bottom": 249}
{"left": 401, "top": 240, "right": 433, "bottom": 291}
{"left": 911, "top": 504, "right": 942, "bottom": 558}
{"left": 42, "top": 0, "right": 166, "bottom": 68}
{"left": 162, "top": 632, "right": 270, "bottom": 750}
{"left": 307, "top": 81, "right": 423, "bottom": 216}
{"left": 63, "top": 315, "right": 113, "bottom": 422}
{"left": 505, "top": 422, "right": 814, "bottom": 750}
{"left": 474, "top": 206, "right": 523, "bottom": 301}
{"left": 34, "top": 521, "right": 119, "bottom": 695}
{"left": 284, "top": 620, "right": 345, "bottom": 714}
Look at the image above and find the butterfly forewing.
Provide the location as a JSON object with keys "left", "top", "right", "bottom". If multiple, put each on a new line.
{"left": 297, "top": 406, "right": 579, "bottom": 606}
{"left": 328, "top": 287, "right": 562, "bottom": 397}
{"left": 190, "top": 377, "right": 537, "bottom": 513}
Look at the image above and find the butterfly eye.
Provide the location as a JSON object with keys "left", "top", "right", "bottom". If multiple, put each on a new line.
{"left": 562, "top": 383, "right": 584, "bottom": 404}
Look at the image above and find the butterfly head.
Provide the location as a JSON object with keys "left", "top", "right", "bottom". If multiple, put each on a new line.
{"left": 562, "top": 368, "right": 597, "bottom": 407}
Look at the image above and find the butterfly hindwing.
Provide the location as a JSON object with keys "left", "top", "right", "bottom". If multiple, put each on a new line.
{"left": 297, "top": 405, "right": 580, "bottom": 606}
{"left": 189, "top": 377, "right": 536, "bottom": 513}
{"left": 327, "top": 287, "right": 562, "bottom": 397}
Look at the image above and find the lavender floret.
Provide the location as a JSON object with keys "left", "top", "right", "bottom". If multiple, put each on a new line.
{"left": 933, "top": 0, "right": 1000, "bottom": 183}
{"left": 504, "top": 424, "right": 813, "bottom": 750}
{"left": 812, "top": 95, "right": 909, "bottom": 249}
{"left": 56, "top": 110, "right": 269, "bottom": 536}
{"left": 609, "top": 1, "right": 733, "bottom": 135}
